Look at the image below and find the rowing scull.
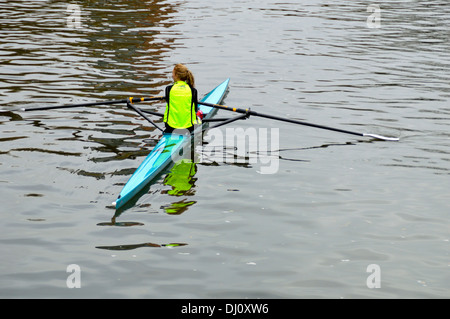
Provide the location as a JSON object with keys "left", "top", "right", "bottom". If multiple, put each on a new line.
{"left": 113, "top": 78, "right": 230, "bottom": 209}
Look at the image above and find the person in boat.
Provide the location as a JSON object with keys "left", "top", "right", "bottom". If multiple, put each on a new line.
{"left": 163, "top": 64, "right": 203, "bottom": 134}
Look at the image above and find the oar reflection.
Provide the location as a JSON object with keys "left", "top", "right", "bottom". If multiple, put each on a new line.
{"left": 96, "top": 242, "right": 187, "bottom": 251}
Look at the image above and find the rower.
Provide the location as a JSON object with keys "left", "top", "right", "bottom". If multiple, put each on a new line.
{"left": 163, "top": 64, "right": 203, "bottom": 134}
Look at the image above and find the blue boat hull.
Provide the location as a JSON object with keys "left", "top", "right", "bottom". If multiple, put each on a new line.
{"left": 113, "top": 78, "right": 230, "bottom": 209}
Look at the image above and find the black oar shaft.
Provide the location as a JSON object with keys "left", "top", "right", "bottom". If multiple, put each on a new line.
{"left": 253, "top": 111, "right": 363, "bottom": 137}
{"left": 22, "top": 96, "right": 164, "bottom": 112}
{"left": 126, "top": 100, "right": 163, "bottom": 132}
{"left": 198, "top": 101, "right": 398, "bottom": 140}
{"left": 140, "top": 109, "right": 164, "bottom": 117}
{"left": 22, "top": 100, "right": 124, "bottom": 111}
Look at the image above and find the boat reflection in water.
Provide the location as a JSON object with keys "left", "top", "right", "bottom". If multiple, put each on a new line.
{"left": 95, "top": 159, "right": 198, "bottom": 250}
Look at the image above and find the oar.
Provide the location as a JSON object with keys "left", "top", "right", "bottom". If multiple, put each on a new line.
{"left": 21, "top": 96, "right": 166, "bottom": 131}
{"left": 21, "top": 96, "right": 165, "bottom": 112}
{"left": 126, "top": 99, "right": 164, "bottom": 132}
{"left": 199, "top": 102, "right": 399, "bottom": 141}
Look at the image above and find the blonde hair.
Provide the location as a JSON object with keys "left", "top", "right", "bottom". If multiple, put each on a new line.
{"left": 173, "top": 63, "right": 195, "bottom": 88}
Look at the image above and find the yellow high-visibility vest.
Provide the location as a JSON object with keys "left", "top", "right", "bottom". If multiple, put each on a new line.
{"left": 164, "top": 81, "right": 198, "bottom": 129}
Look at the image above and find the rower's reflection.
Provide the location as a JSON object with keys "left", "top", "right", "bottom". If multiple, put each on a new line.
{"left": 161, "top": 158, "right": 197, "bottom": 215}
{"left": 163, "top": 158, "right": 197, "bottom": 196}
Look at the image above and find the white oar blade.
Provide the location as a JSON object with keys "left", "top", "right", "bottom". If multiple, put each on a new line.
{"left": 363, "top": 133, "right": 400, "bottom": 141}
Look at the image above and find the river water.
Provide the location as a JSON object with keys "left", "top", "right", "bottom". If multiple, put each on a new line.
{"left": 0, "top": 0, "right": 448, "bottom": 299}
